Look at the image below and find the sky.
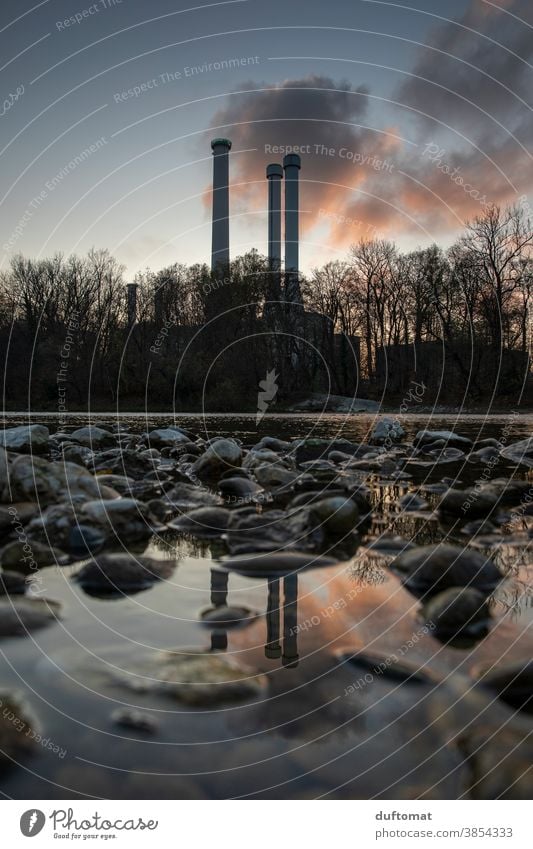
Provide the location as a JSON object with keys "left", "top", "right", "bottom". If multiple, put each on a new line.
{"left": 0, "top": 0, "right": 532, "bottom": 278}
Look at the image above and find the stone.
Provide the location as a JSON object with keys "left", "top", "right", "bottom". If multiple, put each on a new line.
{"left": 191, "top": 439, "right": 242, "bottom": 481}
{"left": 153, "top": 650, "right": 266, "bottom": 706}
{"left": 200, "top": 605, "right": 257, "bottom": 628}
{"left": 478, "top": 660, "right": 533, "bottom": 714}
{"left": 74, "top": 554, "right": 175, "bottom": 596}
{"left": 80, "top": 498, "right": 159, "bottom": 542}
{"left": 0, "top": 693, "right": 37, "bottom": 768}
{"left": 147, "top": 428, "right": 190, "bottom": 447}
{"left": 392, "top": 544, "right": 502, "bottom": 597}
{"left": 111, "top": 709, "right": 158, "bottom": 733}
{"left": 6, "top": 455, "right": 103, "bottom": 506}
{"left": 0, "top": 570, "right": 27, "bottom": 595}
{"left": 92, "top": 448, "right": 158, "bottom": 480}
{"left": 0, "top": 540, "right": 69, "bottom": 572}
{"left": 370, "top": 417, "right": 405, "bottom": 444}
{"left": 439, "top": 487, "right": 499, "bottom": 519}
{"left": 25, "top": 504, "right": 79, "bottom": 550}
{"left": 218, "top": 476, "right": 263, "bottom": 503}
{"left": 164, "top": 483, "right": 222, "bottom": 513}
{"left": 467, "top": 446, "right": 501, "bottom": 464}
{"left": 0, "top": 425, "right": 49, "bottom": 454}
{"left": 168, "top": 507, "right": 231, "bottom": 538}
{"left": 242, "top": 448, "right": 285, "bottom": 471}
{"left": 311, "top": 497, "right": 359, "bottom": 534}
{"left": 422, "top": 588, "right": 490, "bottom": 642}
{"left": 70, "top": 426, "right": 116, "bottom": 448}
{"left": 225, "top": 507, "right": 325, "bottom": 555}
{"left": 287, "top": 394, "right": 379, "bottom": 413}
{"left": 500, "top": 437, "right": 533, "bottom": 468}
{"left": 66, "top": 525, "right": 106, "bottom": 558}
{"left": 253, "top": 463, "right": 298, "bottom": 489}
{"left": 253, "top": 436, "right": 291, "bottom": 452}
{"left": 0, "top": 598, "right": 61, "bottom": 636}
{"left": 60, "top": 443, "right": 94, "bottom": 465}
{"left": 414, "top": 430, "right": 473, "bottom": 450}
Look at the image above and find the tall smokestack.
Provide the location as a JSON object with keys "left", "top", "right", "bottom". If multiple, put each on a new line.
{"left": 267, "top": 163, "right": 283, "bottom": 304}
{"left": 211, "top": 138, "right": 232, "bottom": 272}
{"left": 126, "top": 283, "right": 137, "bottom": 327}
{"left": 267, "top": 163, "right": 283, "bottom": 271}
{"left": 283, "top": 153, "right": 302, "bottom": 305}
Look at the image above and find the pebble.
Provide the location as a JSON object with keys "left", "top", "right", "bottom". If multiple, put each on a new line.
{"left": 392, "top": 544, "right": 502, "bottom": 597}
{"left": 74, "top": 554, "right": 175, "bottom": 597}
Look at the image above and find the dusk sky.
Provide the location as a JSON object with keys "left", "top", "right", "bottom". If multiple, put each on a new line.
{"left": 1, "top": 0, "right": 532, "bottom": 278}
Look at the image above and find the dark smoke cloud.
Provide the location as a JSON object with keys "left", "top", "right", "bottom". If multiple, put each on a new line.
{"left": 207, "top": 75, "right": 402, "bottom": 244}
{"left": 209, "top": 2, "right": 533, "bottom": 251}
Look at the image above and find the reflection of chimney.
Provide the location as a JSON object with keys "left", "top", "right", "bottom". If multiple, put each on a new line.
{"left": 282, "top": 574, "right": 299, "bottom": 668}
{"left": 210, "top": 569, "right": 229, "bottom": 652}
{"left": 265, "top": 578, "right": 281, "bottom": 659}
{"left": 283, "top": 153, "right": 302, "bottom": 305}
{"left": 210, "top": 568, "right": 228, "bottom": 607}
{"left": 211, "top": 138, "right": 232, "bottom": 272}
{"left": 127, "top": 283, "right": 137, "bottom": 327}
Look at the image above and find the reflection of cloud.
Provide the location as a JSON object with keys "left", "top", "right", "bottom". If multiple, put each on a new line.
{"left": 208, "top": 2, "right": 533, "bottom": 250}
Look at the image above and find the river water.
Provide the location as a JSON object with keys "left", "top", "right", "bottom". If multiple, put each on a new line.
{"left": 0, "top": 414, "right": 532, "bottom": 799}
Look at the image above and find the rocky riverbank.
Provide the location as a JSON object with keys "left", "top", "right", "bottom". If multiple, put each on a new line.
{"left": 1, "top": 419, "right": 532, "bottom": 798}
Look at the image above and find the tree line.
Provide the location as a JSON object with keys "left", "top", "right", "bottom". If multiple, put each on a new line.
{"left": 0, "top": 203, "right": 531, "bottom": 411}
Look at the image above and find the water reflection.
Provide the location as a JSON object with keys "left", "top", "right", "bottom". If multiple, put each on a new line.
{"left": 206, "top": 567, "right": 301, "bottom": 667}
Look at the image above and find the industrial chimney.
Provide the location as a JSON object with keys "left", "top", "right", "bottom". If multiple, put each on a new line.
{"left": 266, "top": 163, "right": 283, "bottom": 304}
{"left": 283, "top": 153, "right": 302, "bottom": 305}
{"left": 210, "top": 138, "right": 232, "bottom": 272}
{"left": 266, "top": 163, "right": 283, "bottom": 288}
{"left": 126, "top": 283, "right": 137, "bottom": 328}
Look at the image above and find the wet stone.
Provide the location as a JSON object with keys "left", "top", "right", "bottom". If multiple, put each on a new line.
{"left": 122, "top": 650, "right": 267, "bottom": 707}
{"left": 0, "top": 598, "right": 61, "bottom": 637}
{"left": 191, "top": 439, "right": 242, "bottom": 481}
{"left": 392, "top": 544, "right": 502, "bottom": 598}
{"left": 70, "top": 426, "right": 116, "bottom": 448}
{"left": 111, "top": 708, "right": 158, "bottom": 734}
{"left": 218, "top": 476, "right": 263, "bottom": 503}
{"left": 414, "top": 430, "right": 473, "bottom": 450}
{"left": 0, "top": 425, "right": 50, "bottom": 454}
{"left": 0, "top": 540, "right": 69, "bottom": 572}
{"left": 421, "top": 587, "right": 491, "bottom": 644}
{"left": 66, "top": 525, "right": 106, "bottom": 558}
{"left": 500, "top": 437, "right": 533, "bottom": 468}
{"left": 439, "top": 487, "right": 499, "bottom": 519}
{"left": 169, "top": 507, "right": 231, "bottom": 538}
{"left": 370, "top": 417, "right": 405, "bottom": 444}
{"left": 79, "top": 498, "right": 160, "bottom": 543}
{"left": 0, "top": 693, "right": 37, "bottom": 769}
{"left": 311, "top": 496, "right": 359, "bottom": 535}
{"left": 478, "top": 660, "right": 533, "bottom": 715}
{"left": 0, "top": 570, "right": 27, "bottom": 595}
{"left": 200, "top": 605, "right": 257, "bottom": 628}
{"left": 164, "top": 483, "right": 222, "bottom": 514}
{"left": 147, "top": 428, "right": 190, "bottom": 448}
{"left": 74, "top": 554, "right": 175, "bottom": 597}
